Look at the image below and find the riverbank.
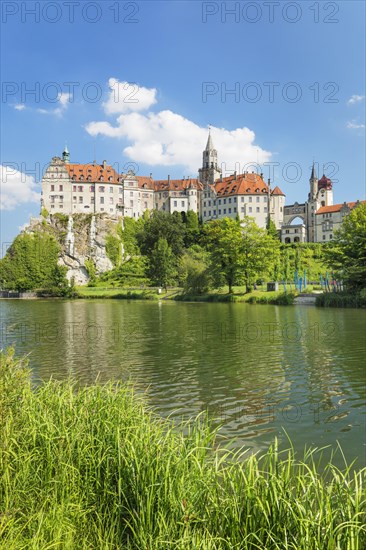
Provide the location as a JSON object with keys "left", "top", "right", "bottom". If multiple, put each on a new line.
{"left": 1, "top": 348, "right": 365, "bottom": 549}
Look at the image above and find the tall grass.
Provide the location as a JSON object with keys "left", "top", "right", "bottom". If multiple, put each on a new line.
{"left": 1, "top": 348, "right": 365, "bottom": 549}
{"left": 316, "top": 292, "right": 366, "bottom": 308}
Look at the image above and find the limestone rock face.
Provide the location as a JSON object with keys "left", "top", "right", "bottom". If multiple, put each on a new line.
{"left": 26, "top": 214, "right": 120, "bottom": 285}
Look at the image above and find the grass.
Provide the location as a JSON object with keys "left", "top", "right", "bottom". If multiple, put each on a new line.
{"left": 316, "top": 291, "right": 366, "bottom": 308}
{"left": 1, "top": 348, "right": 365, "bottom": 549}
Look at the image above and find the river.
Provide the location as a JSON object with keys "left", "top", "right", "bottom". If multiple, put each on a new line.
{"left": 1, "top": 299, "right": 365, "bottom": 467}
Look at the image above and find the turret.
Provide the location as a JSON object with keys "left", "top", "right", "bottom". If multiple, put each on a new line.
{"left": 62, "top": 145, "right": 70, "bottom": 164}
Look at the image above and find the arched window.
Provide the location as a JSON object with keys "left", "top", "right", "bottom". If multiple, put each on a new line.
{"left": 285, "top": 237, "right": 291, "bottom": 244}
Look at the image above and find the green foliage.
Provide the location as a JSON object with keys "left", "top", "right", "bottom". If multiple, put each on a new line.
{"left": 248, "top": 292, "right": 296, "bottom": 305}
{"left": 1, "top": 349, "right": 365, "bottom": 549}
{"left": 278, "top": 243, "right": 326, "bottom": 282}
{"left": 148, "top": 238, "right": 177, "bottom": 289}
{"left": 323, "top": 203, "right": 366, "bottom": 291}
{"left": 138, "top": 210, "right": 185, "bottom": 257}
{"left": 179, "top": 246, "right": 212, "bottom": 294}
{"left": 266, "top": 218, "right": 279, "bottom": 239}
{"left": 40, "top": 207, "right": 49, "bottom": 219}
{"left": 184, "top": 210, "right": 200, "bottom": 247}
{"left": 316, "top": 291, "right": 366, "bottom": 308}
{"left": 52, "top": 212, "right": 69, "bottom": 226}
{"left": 101, "top": 256, "right": 149, "bottom": 287}
{"left": 118, "top": 217, "right": 142, "bottom": 256}
{"left": 204, "top": 218, "right": 246, "bottom": 293}
{"left": 0, "top": 232, "right": 69, "bottom": 293}
{"left": 84, "top": 259, "right": 97, "bottom": 287}
{"left": 105, "top": 234, "right": 122, "bottom": 267}
{"left": 241, "top": 217, "right": 281, "bottom": 292}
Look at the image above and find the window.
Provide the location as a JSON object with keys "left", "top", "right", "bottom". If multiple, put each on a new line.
{"left": 241, "top": 207, "right": 245, "bottom": 212}
{"left": 50, "top": 196, "right": 55, "bottom": 203}
{"left": 78, "top": 186, "right": 83, "bottom": 192}
{"left": 51, "top": 185, "right": 55, "bottom": 191}
{"left": 249, "top": 207, "right": 252, "bottom": 213}
{"left": 234, "top": 207, "right": 237, "bottom": 212}
{"left": 208, "top": 211, "right": 211, "bottom": 216}
{"left": 228, "top": 198, "right": 231, "bottom": 203}
{"left": 181, "top": 201, "right": 184, "bottom": 207}
{"left": 323, "top": 235, "right": 326, "bottom": 240}
{"left": 285, "top": 230, "right": 289, "bottom": 234}
{"left": 228, "top": 208, "right": 231, "bottom": 213}
{"left": 91, "top": 197, "right": 95, "bottom": 203}
{"left": 213, "top": 210, "right": 216, "bottom": 216}
{"left": 109, "top": 187, "right": 113, "bottom": 193}
{"left": 218, "top": 199, "right": 221, "bottom": 205}
{"left": 241, "top": 197, "right": 244, "bottom": 202}
{"left": 256, "top": 207, "right": 260, "bottom": 212}
{"left": 79, "top": 197, "right": 83, "bottom": 203}
{"left": 51, "top": 205, "right": 55, "bottom": 209}
{"left": 72, "top": 185, "right": 76, "bottom": 192}
{"left": 223, "top": 198, "right": 226, "bottom": 204}
{"left": 203, "top": 201, "right": 206, "bottom": 207}
{"left": 109, "top": 197, "right": 113, "bottom": 204}
{"left": 90, "top": 186, "right": 95, "bottom": 192}
{"left": 59, "top": 185, "right": 63, "bottom": 191}
{"left": 100, "top": 197, "right": 104, "bottom": 204}
{"left": 100, "top": 186, "right": 105, "bottom": 193}
{"left": 174, "top": 201, "right": 177, "bottom": 207}
{"left": 329, "top": 234, "right": 333, "bottom": 239}
{"left": 223, "top": 209, "right": 226, "bottom": 214}
{"left": 218, "top": 209, "right": 221, "bottom": 215}
{"left": 256, "top": 196, "right": 260, "bottom": 202}
{"left": 264, "top": 207, "right": 268, "bottom": 212}
{"left": 130, "top": 191, "right": 133, "bottom": 196}
{"left": 144, "top": 202, "right": 148, "bottom": 209}
{"left": 119, "top": 187, "right": 123, "bottom": 194}
{"left": 130, "top": 200, "right": 133, "bottom": 207}
{"left": 249, "top": 197, "right": 252, "bottom": 202}
{"left": 73, "top": 196, "right": 76, "bottom": 202}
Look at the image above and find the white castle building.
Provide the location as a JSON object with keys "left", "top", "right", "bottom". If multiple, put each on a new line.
{"left": 41, "top": 134, "right": 364, "bottom": 242}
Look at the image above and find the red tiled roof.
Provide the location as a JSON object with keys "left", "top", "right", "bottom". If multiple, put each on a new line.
{"left": 213, "top": 173, "right": 284, "bottom": 197}
{"left": 153, "top": 178, "right": 202, "bottom": 192}
{"left": 65, "top": 163, "right": 120, "bottom": 183}
{"left": 136, "top": 176, "right": 154, "bottom": 190}
{"left": 316, "top": 200, "right": 365, "bottom": 214}
{"left": 271, "top": 185, "right": 285, "bottom": 196}
{"left": 318, "top": 174, "right": 332, "bottom": 190}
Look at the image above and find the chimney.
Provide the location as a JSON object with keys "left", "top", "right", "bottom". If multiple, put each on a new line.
{"left": 260, "top": 172, "right": 263, "bottom": 179}
{"left": 220, "top": 174, "right": 223, "bottom": 182}
{"left": 268, "top": 178, "right": 271, "bottom": 187}
{"left": 168, "top": 175, "right": 170, "bottom": 183}
{"left": 234, "top": 171, "right": 237, "bottom": 180}
{"left": 149, "top": 172, "right": 152, "bottom": 179}
{"left": 103, "top": 160, "right": 107, "bottom": 169}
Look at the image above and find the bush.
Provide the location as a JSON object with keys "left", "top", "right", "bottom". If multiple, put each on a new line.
{"left": 316, "top": 291, "right": 366, "bottom": 308}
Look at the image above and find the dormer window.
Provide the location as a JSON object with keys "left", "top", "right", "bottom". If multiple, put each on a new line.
{"left": 255, "top": 188, "right": 259, "bottom": 193}
{"left": 99, "top": 176, "right": 103, "bottom": 181}
{"left": 246, "top": 188, "right": 250, "bottom": 193}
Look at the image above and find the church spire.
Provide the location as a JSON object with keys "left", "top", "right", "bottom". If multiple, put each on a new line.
{"left": 198, "top": 129, "right": 221, "bottom": 185}
{"left": 205, "top": 129, "right": 214, "bottom": 151}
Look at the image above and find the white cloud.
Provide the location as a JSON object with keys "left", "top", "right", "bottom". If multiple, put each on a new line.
{"left": 347, "top": 95, "right": 365, "bottom": 105}
{"left": 36, "top": 92, "right": 71, "bottom": 117}
{"left": 102, "top": 78, "right": 157, "bottom": 115}
{"left": 14, "top": 104, "right": 26, "bottom": 111}
{"left": 86, "top": 86, "right": 271, "bottom": 174}
{"left": 0, "top": 165, "right": 40, "bottom": 210}
{"left": 347, "top": 120, "right": 365, "bottom": 129}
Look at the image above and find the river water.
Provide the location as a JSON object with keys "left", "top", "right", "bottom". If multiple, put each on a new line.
{"left": 1, "top": 299, "right": 365, "bottom": 467}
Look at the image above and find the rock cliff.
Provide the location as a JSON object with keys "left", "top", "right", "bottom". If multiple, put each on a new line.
{"left": 25, "top": 214, "right": 120, "bottom": 285}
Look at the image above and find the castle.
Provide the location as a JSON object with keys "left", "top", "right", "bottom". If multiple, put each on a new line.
{"left": 41, "top": 134, "right": 364, "bottom": 243}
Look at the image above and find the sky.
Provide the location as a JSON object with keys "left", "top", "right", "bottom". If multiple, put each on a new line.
{"left": 1, "top": 0, "right": 365, "bottom": 251}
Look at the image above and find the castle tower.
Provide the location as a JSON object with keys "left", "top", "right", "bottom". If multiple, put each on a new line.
{"left": 62, "top": 145, "right": 70, "bottom": 164}
{"left": 309, "top": 162, "right": 317, "bottom": 200}
{"left": 198, "top": 130, "right": 221, "bottom": 185}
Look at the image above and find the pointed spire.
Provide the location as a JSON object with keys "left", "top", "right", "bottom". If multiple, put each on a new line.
{"left": 310, "top": 162, "right": 317, "bottom": 180}
{"left": 62, "top": 144, "right": 70, "bottom": 164}
{"left": 205, "top": 128, "right": 214, "bottom": 151}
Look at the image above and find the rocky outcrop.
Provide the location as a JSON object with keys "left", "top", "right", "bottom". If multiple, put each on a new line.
{"left": 25, "top": 214, "right": 121, "bottom": 285}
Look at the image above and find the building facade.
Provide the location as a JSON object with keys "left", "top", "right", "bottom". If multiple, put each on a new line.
{"left": 41, "top": 136, "right": 363, "bottom": 241}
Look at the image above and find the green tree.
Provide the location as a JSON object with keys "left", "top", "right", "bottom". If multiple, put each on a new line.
{"left": 323, "top": 203, "right": 366, "bottom": 291}
{"left": 148, "top": 238, "right": 176, "bottom": 290}
{"left": 241, "top": 217, "right": 280, "bottom": 292}
{"left": 0, "top": 232, "right": 68, "bottom": 293}
{"left": 266, "top": 218, "right": 279, "bottom": 239}
{"left": 138, "top": 211, "right": 185, "bottom": 257}
{"left": 184, "top": 210, "right": 200, "bottom": 247}
{"left": 204, "top": 218, "right": 245, "bottom": 293}
{"left": 178, "top": 246, "right": 211, "bottom": 294}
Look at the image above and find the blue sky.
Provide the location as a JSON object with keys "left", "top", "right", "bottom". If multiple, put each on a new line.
{"left": 1, "top": 0, "right": 365, "bottom": 249}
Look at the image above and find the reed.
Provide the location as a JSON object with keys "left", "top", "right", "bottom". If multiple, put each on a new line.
{"left": 1, "top": 348, "right": 365, "bottom": 549}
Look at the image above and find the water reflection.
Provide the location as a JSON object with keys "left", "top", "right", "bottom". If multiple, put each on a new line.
{"left": 0, "top": 299, "right": 365, "bottom": 466}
